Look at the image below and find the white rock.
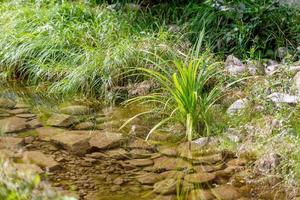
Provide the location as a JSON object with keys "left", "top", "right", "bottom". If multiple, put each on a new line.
{"left": 227, "top": 98, "right": 247, "bottom": 115}
{"left": 268, "top": 92, "right": 299, "bottom": 104}
{"left": 225, "top": 55, "right": 246, "bottom": 76}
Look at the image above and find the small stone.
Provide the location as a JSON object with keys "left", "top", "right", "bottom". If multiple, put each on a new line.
{"left": 110, "top": 185, "right": 121, "bottom": 192}
{"left": 157, "top": 146, "right": 177, "bottom": 156}
{"left": 225, "top": 55, "right": 246, "bottom": 76}
{"left": 227, "top": 98, "right": 247, "bottom": 115}
{"left": 153, "top": 156, "right": 190, "bottom": 171}
{"left": 113, "top": 177, "right": 124, "bottom": 185}
{"left": 192, "top": 153, "right": 223, "bottom": 165}
{"left": 24, "top": 136, "right": 35, "bottom": 144}
{"left": 106, "top": 148, "right": 128, "bottom": 160}
{"left": 227, "top": 158, "right": 247, "bottom": 167}
{"left": 86, "top": 152, "right": 108, "bottom": 159}
{"left": 15, "top": 163, "right": 43, "bottom": 174}
{"left": 27, "top": 119, "right": 42, "bottom": 129}
{"left": 127, "top": 138, "right": 155, "bottom": 150}
{"left": 255, "top": 152, "right": 281, "bottom": 174}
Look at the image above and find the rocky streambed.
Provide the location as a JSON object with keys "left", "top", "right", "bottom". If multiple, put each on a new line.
{"left": 0, "top": 95, "right": 296, "bottom": 200}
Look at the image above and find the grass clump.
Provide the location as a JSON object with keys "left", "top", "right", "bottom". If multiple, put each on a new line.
{"left": 0, "top": 0, "right": 181, "bottom": 100}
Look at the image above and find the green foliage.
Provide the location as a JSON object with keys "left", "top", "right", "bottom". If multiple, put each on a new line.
{"left": 0, "top": 0, "right": 180, "bottom": 100}
{"left": 0, "top": 161, "right": 74, "bottom": 200}
{"left": 147, "top": 0, "right": 300, "bottom": 58}
{"left": 124, "top": 36, "right": 222, "bottom": 142}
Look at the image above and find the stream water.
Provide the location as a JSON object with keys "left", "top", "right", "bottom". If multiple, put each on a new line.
{"left": 0, "top": 83, "right": 291, "bottom": 200}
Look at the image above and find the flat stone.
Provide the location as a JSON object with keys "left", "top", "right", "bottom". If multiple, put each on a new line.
{"left": 73, "top": 122, "right": 94, "bottom": 130}
{"left": 188, "top": 189, "right": 215, "bottom": 200}
{"left": 129, "top": 149, "right": 153, "bottom": 159}
{"left": 153, "top": 179, "right": 177, "bottom": 195}
{"left": 125, "top": 159, "right": 153, "bottom": 167}
{"left": 127, "top": 138, "right": 155, "bottom": 150}
{"left": 113, "top": 177, "right": 124, "bottom": 185}
{"left": 136, "top": 173, "right": 160, "bottom": 185}
{"left": 184, "top": 172, "right": 216, "bottom": 184}
{"left": 22, "top": 151, "right": 60, "bottom": 171}
{"left": 89, "top": 132, "right": 123, "bottom": 150}
{"left": 27, "top": 119, "right": 42, "bottom": 129}
{"left": 153, "top": 156, "right": 190, "bottom": 171}
{"left": 51, "top": 131, "right": 93, "bottom": 155}
{"left": 211, "top": 185, "right": 241, "bottom": 200}
{"left": 16, "top": 113, "right": 36, "bottom": 118}
{"left": 36, "top": 127, "right": 65, "bottom": 141}
{"left": 15, "top": 163, "right": 43, "bottom": 174}
{"left": 0, "top": 98, "right": 16, "bottom": 109}
{"left": 227, "top": 158, "right": 247, "bottom": 167}
{"left": 8, "top": 109, "right": 28, "bottom": 114}
{"left": 192, "top": 153, "right": 223, "bottom": 165}
{"left": 47, "top": 113, "right": 78, "bottom": 127}
{"left": 0, "top": 117, "right": 27, "bottom": 133}
{"left": 157, "top": 146, "right": 178, "bottom": 156}
{"left": 60, "top": 105, "right": 91, "bottom": 115}
{"left": 0, "top": 137, "right": 24, "bottom": 149}
{"left": 159, "top": 171, "right": 185, "bottom": 180}
{"left": 193, "top": 164, "right": 223, "bottom": 173}
{"left": 85, "top": 152, "right": 108, "bottom": 159}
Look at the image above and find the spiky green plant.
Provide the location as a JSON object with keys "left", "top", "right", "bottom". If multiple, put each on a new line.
{"left": 122, "top": 34, "right": 222, "bottom": 147}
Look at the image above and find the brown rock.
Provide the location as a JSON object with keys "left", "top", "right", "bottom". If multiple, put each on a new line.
{"left": 27, "top": 119, "right": 42, "bottom": 129}
{"left": 15, "top": 163, "right": 43, "bottom": 174}
{"left": 0, "top": 137, "right": 24, "bottom": 149}
{"left": 153, "top": 156, "right": 190, "bottom": 171}
{"left": 16, "top": 114, "right": 36, "bottom": 118}
{"left": 127, "top": 138, "right": 155, "bottom": 150}
{"left": 47, "top": 113, "right": 78, "bottom": 127}
{"left": 22, "top": 151, "right": 60, "bottom": 171}
{"left": 36, "top": 127, "right": 65, "bottom": 141}
{"left": 89, "top": 132, "right": 123, "bottom": 150}
{"left": 136, "top": 173, "right": 160, "bottom": 185}
{"left": 0, "top": 117, "right": 27, "bottom": 133}
{"left": 51, "top": 131, "right": 93, "bottom": 155}
{"left": 227, "top": 158, "right": 247, "bottom": 167}
{"left": 192, "top": 153, "right": 223, "bottom": 165}
{"left": 106, "top": 148, "right": 128, "bottom": 160}
{"left": 153, "top": 179, "right": 177, "bottom": 195}
{"left": 0, "top": 98, "right": 16, "bottom": 109}
{"left": 60, "top": 105, "right": 91, "bottom": 115}
{"left": 73, "top": 122, "right": 94, "bottom": 130}
{"left": 184, "top": 172, "right": 216, "bottom": 184}
{"left": 188, "top": 189, "right": 215, "bottom": 200}
{"left": 157, "top": 146, "right": 178, "bottom": 156}
{"left": 125, "top": 159, "right": 153, "bottom": 167}
{"left": 212, "top": 185, "right": 241, "bottom": 200}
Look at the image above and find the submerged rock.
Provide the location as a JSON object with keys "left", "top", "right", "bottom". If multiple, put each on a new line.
{"left": 0, "top": 97, "right": 16, "bottom": 109}
{"left": 225, "top": 55, "right": 246, "bottom": 76}
{"left": 184, "top": 172, "right": 216, "bottom": 184}
{"left": 153, "top": 179, "right": 177, "bottom": 195}
{"left": 60, "top": 105, "right": 91, "bottom": 115}
{"left": 211, "top": 184, "right": 241, "bottom": 200}
{"left": 47, "top": 113, "right": 78, "bottom": 127}
{"left": 0, "top": 117, "right": 28, "bottom": 133}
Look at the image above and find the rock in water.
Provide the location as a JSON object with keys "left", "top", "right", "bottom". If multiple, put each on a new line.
{"left": 89, "top": 132, "right": 123, "bottom": 150}
{"left": 227, "top": 98, "right": 247, "bottom": 115}
{"left": 0, "top": 117, "right": 27, "bottom": 133}
{"left": 60, "top": 105, "right": 91, "bottom": 115}
{"left": 47, "top": 113, "right": 78, "bottom": 127}
{"left": 225, "top": 55, "right": 246, "bottom": 76}
{"left": 153, "top": 179, "right": 177, "bottom": 195}
{"left": 268, "top": 92, "right": 298, "bottom": 104}
{"left": 0, "top": 98, "right": 16, "bottom": 109}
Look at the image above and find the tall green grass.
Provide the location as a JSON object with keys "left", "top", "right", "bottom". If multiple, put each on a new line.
{"left": 123, "top": 34, "right": 222, "bottom": 146}
{"left": 0, "top": 0, "right": 181, "bottom": 99}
